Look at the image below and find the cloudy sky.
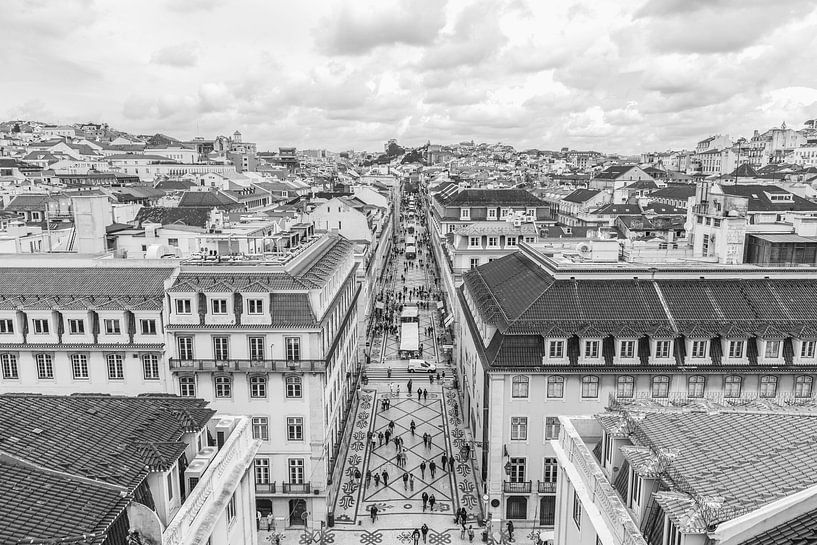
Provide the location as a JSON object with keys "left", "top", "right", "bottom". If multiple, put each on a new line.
{"left": 2, "top": 0, "right": 817, "bottom": 153}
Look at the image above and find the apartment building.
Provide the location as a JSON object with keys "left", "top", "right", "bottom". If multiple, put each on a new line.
{"left": 0, "top": 394, "right": 259, "bottom": 545}
{"left": 554, "top": 402, "right": 817, "bottom": 545}
{"left": 456, "top": 242, "right": 817, "bottom": 533}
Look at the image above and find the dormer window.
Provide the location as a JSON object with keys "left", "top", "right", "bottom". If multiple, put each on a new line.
{"left": 584, "top": 340, "right": 600, "bottom": 359}
{"left": 802, "top": 341, "right": 816, "bottom": 359}
{"left": 469, "top": 236, "right": 480, "bottom": 248}
{"left": 33, "top": 319, "right": 50, "bottom": 334}
{"left": 628, "top": 472, "right": 642, "bottom": 509}
{"left": 176, "top": 299, "right": 192, "bottom": 314}
{"left": 690, "top": 340, "right": 707, "bottom": 358}
{"left": 460, "top": 208, "right": 471, "bottom": 220}
{"left": 727, "top": 340, "right": 744, "bottom": 358}
{"left": 764, "top": 340, "right": 781, "bottom": 359}
{"left": 526, "top": 207, "right": 536, "bottom": 217}
{"left": 501, "top": 208, "right": 510, "bottom": 218}
{"left": 549, "top": 340, "right": 565, "bottom": 358}
{"left": 620, "top": 340, "right": 636, "bottom": 359}
{"left": 506, "top": 236, "right": 517, "bottom": 247}
{"left": 211, "top": 298, "right": 228, "bottom": 315}
{"left": 655, "top": 340, "right": 672, "bottom": 359}
{"left": 247, "top": 298, "right": 264, "bottom": 315}
{"left": 488, "top": 208, "right": 497, "bottom": 219}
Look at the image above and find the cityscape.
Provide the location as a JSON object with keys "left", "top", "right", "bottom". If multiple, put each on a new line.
{"left": 3, "top": 2, "right": 817, "bottom": 545}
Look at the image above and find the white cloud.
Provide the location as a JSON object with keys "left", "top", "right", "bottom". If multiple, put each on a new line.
{"left": 150, "top": 43, "right": 200, "bottom": 68}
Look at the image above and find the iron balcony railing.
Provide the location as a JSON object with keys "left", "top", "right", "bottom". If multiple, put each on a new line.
{"left": 282, "top": 482, "right": 312, "bottom": 494}
{"left": 503, "top": 481, "right": 532, "bottom": 493}
{"left": 255, "top": 482, "right": 277, "bottom": 494}
{"left": 537, "top": 480, "right": 557, "bottom": 494}
{"left": 169, "top": 358, "right": 326, "bottom": 373}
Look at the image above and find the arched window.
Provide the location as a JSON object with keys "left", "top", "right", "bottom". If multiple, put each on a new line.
{"left": 547, "top": 376, "right": 564, "bottom": 398}
{"left": 250, "top": 375, "right": 267, "bottom": 398}
{"left": 511, "top": 375, "right": 529, "bottom": 398}
{"left": 688, "top": 375, "right": 705, "bottom": 398}
{"left": 179, "top": 376, "right": 196, "bottom": 397}
{"left": 759, "top": 375, "right": 778, "bottom": 398}
{"left": 286, "top": 375, "right": 303, "bottom": 398}
{"left": 215, "top": 375, "right": 232, "bottom": 398}
{"left": 796, "top": 376, "right": 814, "bottom": 398}
{"left": 616, "top": 376, "right": 634, "bottom": 398}
{"left": 651, "top": 376, "right": 670, "bottom": 398}
{"left": 724, "top": 375, "right": 742, "bottom": 398}
{"left": 581, "top": 376, "right": 599, "bottom": 398}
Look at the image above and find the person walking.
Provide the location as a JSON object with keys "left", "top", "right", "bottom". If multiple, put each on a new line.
{"left": 365, "top": 470, "right": 372, "bottom": 488}
{"left": 441, "top": 453, "right": 448, "bottom": 472}
{"left": 354, "top": 468, "right": 362, "bottom": 482}
{"left": 417, "top": 389, "right": 422, "bottom": 401}
{"left": 374, "top": 472, "right": 380, "bottom": 486}
{"left": 407, "top": 379, "right": 413, "bottom": 395}
{"left": 423, "top": 389, "right": 428, "bottom": 401}
{"left": 449, "top": 456, "right": 455, "bottom": 473}
{"left": 384, "top": 429, "right": 391, "bottom": 445}
{"left": 382, "top": 470, "right": 389, "bottom": 487}
{"left": 403, "top": 471, "right": 409, "bottom": 490}
{"left": 421, "top": 523, "right": 429, "bottom": 543}
{"left": 412, "top": 528, "right": 421, "bottom": 545}
{"left": 429, "top": 374, "right": 434, "bottom": 384}
{"left": 420, "top": 460, "right": 426, "bottom": 479}
{"left": 378, "top": 431, "right": 384, "bottom": 446}
{"left": 467, "top": 526, "right": 474, "bottom": 543}
{"left": 429, "top": 494, "right": 436, "bottom": 511}
{"left": 409, "top": 473, "right": 415, "bottom": 491}
{"left": 507, "top": 521, "right": 514, "bottom": 541}
{"left": 370, "top": 504, "right": 378, "bottom": 523}
{"left": 389, "top": 420, "right": 395, "bottom": 432}
{"left": 422, "top": 492, "right": 429, "bottom": 511}
{"left": 410, "top": 420, "right": 416, "bottom": 436}
{"left": 460, "top": 522, "right": 466, "bottom": 540}
{"left": 429, "top": 460, "right": 437, "bottom": 478}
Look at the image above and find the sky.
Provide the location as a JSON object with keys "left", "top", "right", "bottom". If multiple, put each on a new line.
{"left": 2, "top": 0, "right": 817, "bottom": 154}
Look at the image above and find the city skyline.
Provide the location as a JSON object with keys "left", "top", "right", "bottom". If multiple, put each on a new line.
{"left": 3, "top": 0, "right": 817, "bottom": 153}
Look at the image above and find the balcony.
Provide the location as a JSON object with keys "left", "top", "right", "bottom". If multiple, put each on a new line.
{"left": 537, "top": 480, "right": 556, "bottom": 494}
{"left": 282, "top": 482, "right": 312, "bottom": 494}
{"left": 255, "top": 482, "right": 277, "bottom": 494}
{"left": 169, "top": 358, "right": 327, "bottom": 373}
{"left": 503, "top": 481, "right": 532, "bottom": 493}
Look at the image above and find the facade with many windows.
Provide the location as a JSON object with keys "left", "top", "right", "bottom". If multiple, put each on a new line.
{"left": 457, "top": 243, "right": 817, "bottom": 532}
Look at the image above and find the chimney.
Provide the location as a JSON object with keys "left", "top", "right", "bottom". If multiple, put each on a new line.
{"left": 70, "top": 195, "right": 111, "bottom": 254}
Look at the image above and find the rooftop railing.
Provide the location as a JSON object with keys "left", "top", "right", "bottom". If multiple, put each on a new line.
{"left": 169, "top": 358, "right": 327, "bottom": 373}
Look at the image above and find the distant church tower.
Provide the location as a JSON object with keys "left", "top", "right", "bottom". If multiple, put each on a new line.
{"left": 233, "top": 130, "right": 242, "bottom": 143}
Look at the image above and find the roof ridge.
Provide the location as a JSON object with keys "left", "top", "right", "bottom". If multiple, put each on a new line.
{"left": 0, "top": 451, "right": 128, "bottom": 493}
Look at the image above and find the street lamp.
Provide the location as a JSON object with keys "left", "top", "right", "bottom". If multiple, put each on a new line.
{"left": 504, "top": 461, "right": 511, "bottom": 475}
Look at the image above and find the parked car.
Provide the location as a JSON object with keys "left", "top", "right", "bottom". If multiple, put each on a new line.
{"left": 407, "top": 359, "right": 436, "bottom": 373}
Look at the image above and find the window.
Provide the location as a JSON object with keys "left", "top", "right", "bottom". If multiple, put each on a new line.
{"left": 167, "top": 237, "right": 179, "bottom": 247}
{"left": 36, "top": 354, "right": 53, "bottom": 379}
{"left": 760, "top": 375, "right": 778, "bottom": 398}
{"left": 470, "top": 258, "right": 480, "bottom": 269}
{"left": 247, "top": 298, "right": 264, "bottom": 315}
{"left": 629, "top": 474, "right": 642, "bottom": 508}
{"left": 543, "top": 458, "right": 558, "bottom": 483}
{"left": 104, "top": 319, "right": 121, "bottom": 335}
{"left": 547, "top": 376, "right": 564, "bottom": 398}
{"left": 691, "top": 340, "right": 707, "bottom": 358}
{"left": 1, "top": 354, "right": 18, "bottom": 379}
{"left": 175, "top": 299, "right": 192, "bottom": 314}
{"left": 487, "top": 236, "right": 499, "bottom": 248}
{"left": 142, "top": 354, "right": 160, "bottom": 380}
{"left": 286, "top": 375, "right": 303, "bottom": 398}
{"left": 506, "top": 236, "right": 517, "bottom": 247}
{"left": 620, "top": 340, "right": 635, "bottom": 359}
{"left": 724, "top": 375, "right": 742, "bottom": 398}
{"left": 107, "top": 354, "right": 124, "bottom": 380}
{"left": 501, "top": 208, "right": 510, "bottom": 218}
{"left": 166, "top": 472, "right": 174, "bottom": 501}
{"left": 285, "top": 337, "right": 300, "bottom": 361}
{"left": 549, "top": 340, "right": 564, "bottom": 358}
{"left": 288, "top": 458, "right": 305, "bottom": 484}
{"left": 584, "top": 340, "right": 600, "bottom": 359}
{"left": 249, "top": 336, "right": 265, "bottom": 360}
{"left": 178, "top": 337, "right": 194, "bottom": 360}
{"left": 0, "top": 319, "right": 13, "bottom": 334}
{"left": 667, "top": 521, "right": 682, "bottom": 545}
{"left": 460, "top": 208, "right": 471, "bottom": 220}
{"left": 508, "top": 457, "right": 526, "bottom": 482}
{"left": 728, "top": 340, "right": 744, "bottom": 358}
{"left": 33, "top": 319, "right": 49, "bottom": 334}
{"left": 250, "top": 375, "right": 267, "bottom": 398}
{"left": 71, "top": 354, "right": 89, "bottom": 379}
{"left": 140, "top": 319, "right": 157, "bottom": 335}
{"left": 616, "top": 376, "right": 634, "bottom": 398}
{"left": 255, "top": 458, "right": 271, "bottom": 484}
{"left": 544, "top": 417, "right": 561, "bottom": 440}
{"left": 213, "top": 337, "right": 229, "bottom": 360}
{"left": 211, "top": 298, "right": 228, "bottom": 315}
{"left": 702, "top": 233, "right": 710, "bottom": 255}
{"left": 179, "top": 376, "right": 196, "bottom": 397}
{"left": 572, "top": 490, "right": 582, "bottom": 529}
{"left": 688, "top": 375, "right": 705, "bottom": 398}
{"left": 796, "top": 376, "right": 813, "bottom": 398}
{"left": 655, "top": 340, "right": 672, "bottom": 358}
{"left": 253, "top": 416, "right": 270, "bottom": 440}
{"left": 215, "top": 376, "right": 232, "bottom": 398}
{"left": 651, "top": 375, "right": 669, "bottom": 398}
{"left": 511, "top": 375, "right": 529, "bottom": 398}
{"left": 468, "top": 236, "right": 480, "bottom": 247}
{"left": 581, "top": 376, "right": 599, "bottom": 398}
{"left": 68, "top": 319, "right": 85, "bottom": 335}
{"left": 287, "top": 417, "right": 304, "bottom": 441}
{"left": 488, "top": 208, "right": 497, "bottom": 219}
{"left": 801, "top": 341, "right": 816, "bottom": 359}
{"left": 226, "top": 493, "right": 236, "bottom": 524}
{"left": 764, "top": 340, "right": 781, "bottom": 358}
{"left": 510, "top": 417, "right": 528, "bottom": 440}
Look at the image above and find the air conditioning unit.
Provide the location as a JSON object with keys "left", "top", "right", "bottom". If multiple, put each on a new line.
{"left": 214, "top": 416, "right": 237, "bottom": 448}
{"left": 185, "top": 458, "right": 209, "bottom": 496}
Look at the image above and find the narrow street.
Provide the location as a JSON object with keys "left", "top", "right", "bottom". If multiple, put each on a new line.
{"left": 293, "top": 184, "right": 485, "bottom": 545}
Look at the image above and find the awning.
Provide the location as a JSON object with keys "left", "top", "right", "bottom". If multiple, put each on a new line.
{"left": 443, "top": 314, "right": 454, "bottom": 327}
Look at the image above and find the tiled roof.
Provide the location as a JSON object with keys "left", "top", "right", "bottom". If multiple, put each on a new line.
{"left": 178, "top": 191, "right": 242, "bottom": 209}
{"left": 455, "top": 222, "right": 537, "bottom": 236}
{"left": 624, "top": 179, "right": 659, "bottom": 190}
{"left": 739, "top": 506, "right": 817, "bottom": 545}
{"left": 650, "top": 184, "right": 696, "bottom": 200}
{"left": 0, "top": 394, "right": 214, "bottom": 543}
{"left": 438, "top": 188, "right": 546, "bottom": 207}
{"left": 635, "top": 410, "right": 817, "bottom": 520}
{"left": 719, "top": 184, "right": 817, "bottom": 212}
{"left": 593, "top": 165, "right": 640, "bottom": 180}
{"left": 171, "top": 272, "right": 308, "bottom": 292}
{"left": 592, "top": 203, "right": 642, "bottom": 215}
{"left": 563, "top": 189, "right": 601, "bottom": 203}
{"left": 135, "top": 206, "right": 210, "bottom": 227}
{"left": 0, "top": 267, "right": 175, "bottom": 297}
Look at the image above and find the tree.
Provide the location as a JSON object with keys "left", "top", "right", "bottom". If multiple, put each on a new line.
{"left": 385, "top": 142, "right": 405, "bottom": 157}
{"left": 12, "top": 123, "right": 21, "bottom": 133}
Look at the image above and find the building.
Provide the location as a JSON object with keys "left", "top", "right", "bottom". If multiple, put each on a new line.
{"left": 444, "top": 221, "right": 539, "bottom": 277}
{"left": 647, "top": 185, "right": 696, "bottom": 210}
{"left": 556, "top": 189, "right": 611, "bottom": 227}
{"left": 0, "top": 393, "right": 259, "bottom": 545}
{"left": 590, "top": 166, "right": 656, "bottom": 192}
{"left": 455, "top": 243, "right": 817, "bottom": 535}
{"left": 308, "top": 195, "right": 388, "bottom": 243}
{"left": 554, "top": 401, "right": 817, "bottom": 545}
{"left": 745, "top": 124, "right": 806, "bottom": 167}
